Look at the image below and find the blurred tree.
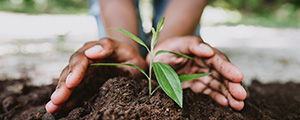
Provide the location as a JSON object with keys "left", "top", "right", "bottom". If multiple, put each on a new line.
{"left": 209, "top": 0, "right": 300, "bottom": 15}
{"left": 0, "top": 0, "right": 88, "bottom": 14}
{"left": 0, "top": 0, "right": 299, "bottom": 27}
{"left": 208, "top": 0, "right": 300, "bottom": 27}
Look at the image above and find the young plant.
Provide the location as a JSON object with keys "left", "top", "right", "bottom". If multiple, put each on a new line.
{"left": 91, "top": 17, "right": 211, "bottom": 108}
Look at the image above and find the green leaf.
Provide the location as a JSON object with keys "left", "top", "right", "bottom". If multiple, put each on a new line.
{"left": 152, "top": 62, "right": 183, "bottom": 108}
{"left": 179, "top": 73, "right": 212, "bottom": 82}
{"left": 151, "top": 27, "right": 156, "bottom": 34}
{"left": 109, "top": 28, "right": 150, "bottom": 52}
{"left": 90, "top": 63, "right": 149, "bottom": 79}
{"left": 150, "top": 27, "right": 158, "bottom": 50}
{"left": 155, "top": 50, "right": 194, "bottom": 60}
{"left": 156, "top": 17, "right": 165, "bottom": 33}
{"left": 150, "top": 17, "right": 165, "bottom": 49}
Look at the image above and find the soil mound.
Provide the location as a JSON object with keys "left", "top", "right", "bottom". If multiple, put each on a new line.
{"left": 0, "top": 77, "right": 299, "bottom": 119}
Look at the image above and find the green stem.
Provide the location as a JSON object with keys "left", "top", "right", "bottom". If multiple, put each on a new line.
{"left": 148, "top": 52, "right": 153, "bottom": 96}
{"left": 150, "top": 85, "right": 160, "bottom": 96}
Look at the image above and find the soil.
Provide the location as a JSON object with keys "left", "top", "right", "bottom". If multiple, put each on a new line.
{"left": 0, "top": 67, "right": 299, "bottom": 119}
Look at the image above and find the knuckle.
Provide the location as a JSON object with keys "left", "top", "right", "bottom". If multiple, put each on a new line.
{"left": 98, "top": 38, "right": 115, "bottom": 50}
{"left": 83, "top": 41, "right": 94, "bottom": 46}
{"left": 190, "top": 36, "right": 202, "bottom": 42}
{"left": 100, "top": 38, "right": 113, "bottom": 45}
{"left": 77, "top": 63, "right": 87, "bottom": 74}
{"left": 69, "top": 52, "right": 80, "bottom": 62}
{"left": 61, "top": 65, "right": 69, "bottom": 74}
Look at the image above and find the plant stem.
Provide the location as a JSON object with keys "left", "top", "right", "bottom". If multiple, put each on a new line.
{"left": 148, "top": 52, "right": 153, "bottom": 96}
{"left": 150, "top": 85, "right": 160, "bottom": 95}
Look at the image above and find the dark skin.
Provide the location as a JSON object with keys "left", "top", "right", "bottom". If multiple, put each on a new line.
{"left": 148, "top": 36, "right": 246, "bottom": 110}
{"left": 46, "top": 0, "right": 247, "bottom": 113}
{"left": 45, "top": 38, "right": 147, "bottom": 113}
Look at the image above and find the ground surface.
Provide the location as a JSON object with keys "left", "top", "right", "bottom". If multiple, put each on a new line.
{"left": 0, "top": 75, "right": 299, "bottom": 119}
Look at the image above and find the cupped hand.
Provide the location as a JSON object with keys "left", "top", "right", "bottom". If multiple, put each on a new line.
{"left": 147, "top": 36, "right": 247, "bottom": 111}
{"left": 46, "top": 38, "right": 146, "bottom": 113}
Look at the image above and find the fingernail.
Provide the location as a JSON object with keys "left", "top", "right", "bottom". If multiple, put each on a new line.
{"left": 223, "top": 98, "right": 228, "bottom": 106}
{"left": 51, "top": 89, "right": 59, "bottom": 100}
{"left": 199, "top": 43, "right": 213, "bottom": 54}
{"left": 45, "top": 101, "right": 53, "bottom": 113}
{"left": 85, "top": 45, "right": 103, "bottom": 55}
{"left": 45, "top": 101, "right": 60, "bottom": 113}
{"left": 66, "top": 73, "right": 72, "bottom": 85}
{"left": 66, "top": 73, "right": 75, "bottom": 88}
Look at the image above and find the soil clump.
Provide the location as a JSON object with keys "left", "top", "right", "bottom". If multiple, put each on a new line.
{"left": 0, "top": 70, "right": 299, "bottom": 119}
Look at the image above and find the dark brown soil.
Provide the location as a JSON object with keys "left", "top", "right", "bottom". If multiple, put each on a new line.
{"left": 0, "top": 70, "right": 299, "bottom": 119}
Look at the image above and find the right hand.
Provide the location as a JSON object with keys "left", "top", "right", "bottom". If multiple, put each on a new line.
{"left": 45, "top": 38, "right": 146, "bottom": 113}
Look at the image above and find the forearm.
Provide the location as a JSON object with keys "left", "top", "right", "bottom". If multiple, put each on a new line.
{"left": 100, "top": 0, "right": 139, "bottom": 51}
{"left": 157, "top": 0, "right": 207, "bottom": 45}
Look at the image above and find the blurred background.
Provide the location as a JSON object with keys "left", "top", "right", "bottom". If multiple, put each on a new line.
{"left": 0, "top": 0, "right": 299, "bottom": 85}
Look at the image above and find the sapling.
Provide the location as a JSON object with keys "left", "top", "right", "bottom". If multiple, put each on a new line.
{"left": 91, "top": 17, "right": 211, "bottom": 108}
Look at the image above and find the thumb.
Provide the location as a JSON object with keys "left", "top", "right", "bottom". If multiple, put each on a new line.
{"left": 84, "top": 45, "right": 104, "bottom": 59}
{"left": 189, "top": 42, "right": 214, "bottom": 58}
{"left": 84, "top": 38, "right": 114, "bottom": 59}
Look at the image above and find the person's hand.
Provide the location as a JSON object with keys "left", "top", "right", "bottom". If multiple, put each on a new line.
{"left": 45, "top": 38, "right": 146, "bottom": 113}
{"left": 147, "top": 36, "right": 247, "bottom": 111}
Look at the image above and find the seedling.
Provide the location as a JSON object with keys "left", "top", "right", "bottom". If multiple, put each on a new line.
{"left": 91, "top": 17, "right": 211, "bottom": 108}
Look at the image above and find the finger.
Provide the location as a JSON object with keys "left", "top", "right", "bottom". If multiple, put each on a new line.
{"left": 224, "top": 80, "right": 247, "bottom": 101}
{"left": 62, "top": 40, "right": 101, "bottom": 88}
{"left": 220, "top": 82, "right": 245, "bottom": 111}
{"left": 65, "top": 53, "right": 89, "bottom": 88}
{"left": 50, "top": 81, "right": 72, "bottom": 105}
{"left": 194, "top": 75, "right": 212, "bottom": 85}
{"left": 45, "top": 101, "right": 61, "bottom": 114}
{"left": 206, "top": 55, "right": 243, "bottom": 83}
{"left": 227, "top": 93, "right": 245, "bottom": 111}
{"left": 181, "top": 81, "right": 193, "bottom": 89}
{"left": 85, "top": 38, "right": 114, "bottom": 59}
{"left": 209, "top": 78, "right": 246, "bottom": 110}
{"left": 203, "top": 88, "right": 228, "bottom": 106}
{"left": 46, "top": 66, "right": 70, "bottom": 113}
{"left": 56, "top": 66, "right": 70, "bottom": 89}
{"left": 207, "top": 78, "right": 246, "bottom": 101}
{"left": 188, "top": 36, "right": 214, "bottom": 57}
{"left": 208, "top": 79, "right": 222, "bottom": 91}
{"left": 84, "top": 45, "right": 104, "bottom": 59}
{"left": 190, "top": 81, "right": 207, "bottom": 93}
{"left": 50, "top": 66, "right": 73, "bottom": 105}
{"left": 211, "top": 70, "right": 221, "bottom": 80}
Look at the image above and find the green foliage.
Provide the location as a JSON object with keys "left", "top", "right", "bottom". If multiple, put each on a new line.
{"left": 92, "top": 17, "right": 211, "bottom": 108}
{"left": 179, "top": 73, "right": 212, "bottom": 82}
{"left": 208, "top": 0, "right": 300, "bottom": 28}
{"left": 0, "top": 0, "right": 88, "bottom": 14}
{"left": 91, "top": 63, "right": 149, "bottom": 79}
{"left": 109, "top": 28, "right": 150, "bottom": 52}
{"left": 209, "top": 0, "right": 300, "bottom": 14}
{"left": 152, "top": 62, "right": 182, "bottom": 108}
{"left": 155, "top": 50, "right": 194, "bottom": 60}
{"left": 151, "top": 17, "right": 164, "bottom": 51}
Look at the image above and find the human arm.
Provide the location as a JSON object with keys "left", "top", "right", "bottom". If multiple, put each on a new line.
{"left": 100, "top": 0, "right": 140, "bottom": 51}
{"left": 156, "top": 0, "right": 207, "bottom": 45}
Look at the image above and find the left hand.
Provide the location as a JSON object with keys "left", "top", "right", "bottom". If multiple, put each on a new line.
{"left": 147, "top": 36, "right": 247, "bottom": 111}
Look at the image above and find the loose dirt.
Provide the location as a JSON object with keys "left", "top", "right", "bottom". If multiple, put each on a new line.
{"left": 0, "top": 70, "right": 299, "bottom": 119}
